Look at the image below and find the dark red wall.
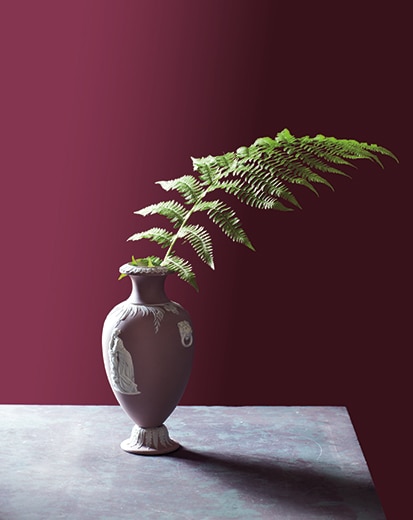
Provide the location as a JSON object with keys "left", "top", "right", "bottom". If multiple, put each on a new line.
{"left": 1, "top": 1, "right": 410, "bottom": 517}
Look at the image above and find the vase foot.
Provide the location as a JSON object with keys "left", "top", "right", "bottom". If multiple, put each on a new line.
{"left": 120, "top": 424, "right": 180, "bottom": 455}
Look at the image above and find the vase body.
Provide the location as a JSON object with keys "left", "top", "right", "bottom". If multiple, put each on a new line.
{"left": 102, "top": 265, "right": 194, "bottom": 454}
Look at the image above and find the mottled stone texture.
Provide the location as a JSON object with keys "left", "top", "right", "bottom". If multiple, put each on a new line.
{"left": 0, "top": 406, "right": 385, "bottom": 519}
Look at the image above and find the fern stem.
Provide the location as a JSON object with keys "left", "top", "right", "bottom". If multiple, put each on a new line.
{"left": 161, "top": 184, "right": 214, "bottom": 265}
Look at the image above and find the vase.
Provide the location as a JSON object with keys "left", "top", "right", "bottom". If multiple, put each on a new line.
{"left": 102, "top": 264, "right": 194, "bottom": 455}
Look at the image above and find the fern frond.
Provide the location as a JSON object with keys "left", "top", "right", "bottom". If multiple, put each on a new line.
{"left": 161, "top": 255, "right": 198, "bottom": 291}
{"left": 191, "top": 156, "right": 220, "bottom": 185}
{"left": 278, "top": 139, "right": 351, "bottom": 177}
{"left": 135, "top": 200, "right": 187, "bottom": 227}
{"left": 199, "top": 200, "right": 255, "bottom": 250}
{"left": 362, "top": 142, "right": 398, "bottom": 163}
{"left": 127, "top": 128, "right": 396, "bottom": 290}
{"left": 236, "top": 159, "right": 304, "bottom": 205}
{"left": 235, "top": 144, "right": 262, "bottom": 160}
{"left": 212, "top": 151, "right": 237, "bottom": 171}
{"left": 314, "top": 135, "right": 384, "bottom": 165}
{"left": 177, "top": 224, "right": 215, "bottom": 269}
{"left": 217, "top": 149, "right": 306, "bottom": 204}
{"left": 275, "top": 131, "right": 353, "bottom": 168}
{"left": 192, "top": 152, "right": 238, "bottom": 178}
{"left": 130, "top": 255, "right": 163, "bottom": 267}
{"left": 156, "top": 175, "right": 204, "bottom": 204}
{"left": 218, "top": 179, "right": 294, "bottom": 210}
{"left": 127, "top": 227, "right": 174, "bottom": 248}
{"left": 240, "top": 136, "right": 334, "bottom": 195}
{"left": 260, "top": 150, "right": 335, "bottom": 194}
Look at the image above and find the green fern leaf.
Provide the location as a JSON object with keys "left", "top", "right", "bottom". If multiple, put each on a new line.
{"left": 292, "top": 136, "right": 355, "bottom": 167}
{"left": 236, "top": 144, "right": 262, "bottom": 160}
{"left": 118, "top": 255, "right": 163, "bottom": 279}
{"left": 127, "top": 227, "right": 174, "bottom": 248}
{"left": 192, "top": 152, "right": 238, "bottom": 179}
{"left": 314, "top": 135, "right": 382, "bottom": 164}
{"left": 145, "top": 256, "right": 163, "bottom": 266}
{"left": 200, "top": 200, "right": 255, "bottom": 250}
{"left": 191, "top": 156, "right": 220, "bottom": 185}
{"left": 135, "top": 200, "right": 187, "bottom": 227}
{"left": 220, "top": 151, "right": 304, "bottom": 205}
{"left": 362, "top": 142, "right": 398, "bottom": 163}
{"left": 130, "top": 255, "right": 163, "bottom": 267}
{"left": 262, "top": 153, "right": 334, "bottom": 194}
{"left": 211, "top": 151, "right": 237, "bottom": 172}
{"left": 219, "top": 180, "right": 294, "bottom": 210}
{"left": 239, "top": 160, "right": 303, "bottom": 205}
{"left": 156, "top": 175, "right": 204, "bottom": 204}
{"left": 177, "top": 224, "right": 215, "bottom": 269}
{"left": 252, "top": 136, "right": 278, "bottom": 155}
{"left": 162, "top": 255, "right": 198, "bottom": 291}
{"left": 281, "top": 140, "right": 351, "bottom": 177}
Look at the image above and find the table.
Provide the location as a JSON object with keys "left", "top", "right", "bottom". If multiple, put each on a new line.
{"left": 0, "top": 405, "right": 385, "bottom": 519}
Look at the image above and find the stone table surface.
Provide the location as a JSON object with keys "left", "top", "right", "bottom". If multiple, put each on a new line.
{"left": 0, "top": 405, "right": 385, "bottom": 519}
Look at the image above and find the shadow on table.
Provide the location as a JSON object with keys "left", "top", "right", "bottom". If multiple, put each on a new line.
{"left": 168, "top": 446, "right": 384, "bottom": 517}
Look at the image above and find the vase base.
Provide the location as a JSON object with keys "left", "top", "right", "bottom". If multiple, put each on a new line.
{"left": 120, "top": 424, "right": 180, "bottom": 455}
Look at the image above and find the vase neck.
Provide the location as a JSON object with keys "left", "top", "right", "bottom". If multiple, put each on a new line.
{"left": 128, "top": 274, "right": 169, "bottom": 305}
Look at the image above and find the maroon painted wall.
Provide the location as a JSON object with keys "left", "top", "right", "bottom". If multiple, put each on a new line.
{"left": 1, "top": 1, "right": 410, "bottom": 517}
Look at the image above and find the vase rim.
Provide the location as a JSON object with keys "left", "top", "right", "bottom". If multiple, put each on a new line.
{"left": 119, "top": 263, "right": 171, "bottom": 276}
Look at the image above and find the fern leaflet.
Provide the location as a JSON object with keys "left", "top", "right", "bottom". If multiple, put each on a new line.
{"left": 177, "top": 224, "right": 215, "bottom": 269}
{"left": 127, "top": 228, "right": 174, "bottom": 248}
{"left": 161, "top": 255, "right": 198, "bottom": 291}
{"left": 135, "top": 200, "right": 187, "bottom": 227}
{"left": 156, "top": 175, "right": 204, "bottom": 204}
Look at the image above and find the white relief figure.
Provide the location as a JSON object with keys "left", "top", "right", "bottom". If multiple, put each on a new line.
{"left": 177, "top": 320, "right": 193, "bottom": 347}
{"left": 108, "top": 328, "right": 140, "bottom": 395}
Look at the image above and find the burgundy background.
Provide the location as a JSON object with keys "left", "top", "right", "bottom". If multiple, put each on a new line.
{"left": 1, "top": 1, "right": 410, "bottom": 517}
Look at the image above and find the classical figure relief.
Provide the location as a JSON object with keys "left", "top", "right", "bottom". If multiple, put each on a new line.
{"left": 108, "top": 328, "right": 140, "bottom": 395}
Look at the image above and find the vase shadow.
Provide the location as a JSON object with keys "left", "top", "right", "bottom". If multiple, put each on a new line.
{"left": 169, "top": 446, "right": 383, "bottom": 517}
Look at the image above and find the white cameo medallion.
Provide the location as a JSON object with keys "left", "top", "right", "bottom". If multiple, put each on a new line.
{"left": 177, "top": 320, "right": 193, "bottom": 347}
{"left": 108, "top": 328, "right": 140, "bottom": 395}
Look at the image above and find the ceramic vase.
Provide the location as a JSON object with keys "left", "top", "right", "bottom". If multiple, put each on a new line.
{"left": 102, "top": 264, "right": 194, "bottom": 455}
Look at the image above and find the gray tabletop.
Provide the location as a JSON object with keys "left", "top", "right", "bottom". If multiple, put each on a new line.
{"left": 0, "top": 405, "right": 385, "bottom": 519}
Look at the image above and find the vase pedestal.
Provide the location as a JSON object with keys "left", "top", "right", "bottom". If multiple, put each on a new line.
{"left": 120, "top": 424, "right": 180, "bottom": 455}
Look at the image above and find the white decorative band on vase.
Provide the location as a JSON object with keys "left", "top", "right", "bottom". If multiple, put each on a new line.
{"left": 120, "top": 424, "right": 180, "bottom": 455}
{"left": 119, "top": 264, "right": 171, "bottom": 276}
